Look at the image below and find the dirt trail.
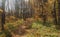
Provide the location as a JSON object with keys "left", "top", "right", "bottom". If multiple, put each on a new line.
{"left": 12, "top": 19, "right": 34, "bottom": 37}
{"left": 12, "top": 28, "right": 32, "bottom": 37}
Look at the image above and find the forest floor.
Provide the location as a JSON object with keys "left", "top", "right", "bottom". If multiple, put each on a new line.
{"left": 0, "top": 18, "right": 60, "bottom": 37}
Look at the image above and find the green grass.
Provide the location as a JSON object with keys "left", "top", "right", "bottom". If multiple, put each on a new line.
{"left": 26, "top": 20, "right": 59, "bottom": 37}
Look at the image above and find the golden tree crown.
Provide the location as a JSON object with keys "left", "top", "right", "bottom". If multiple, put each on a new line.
{"left": 0, "top": 9, "right": 3, "bottom": 13}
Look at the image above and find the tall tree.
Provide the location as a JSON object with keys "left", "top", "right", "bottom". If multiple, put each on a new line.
{"left": 42, "top": 0, "right": 47, "bottom": 25}
{"left": 15, "top": 0, "right": 19, "bottom": 18}
{"left": 1, "top": 0, "right": 5, "bottom": 30}
{"left": 58, "top": 0, "right": 60, "bottom": 25}
{"left": 53, "top": 0, "right": 57, "bottom": 25}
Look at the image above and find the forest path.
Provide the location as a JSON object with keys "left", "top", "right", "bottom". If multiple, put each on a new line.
{"left": 12, "top": 28, "right": 33, "bottom": 37}
{"left": 11, "top": 18, "right": 34, "bottom": 37}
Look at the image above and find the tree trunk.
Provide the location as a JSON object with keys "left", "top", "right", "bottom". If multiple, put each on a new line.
{"left": 53, "top": 1, "right": 57, "bottom": 25}
{"left": 58, "top": 0, "right": 60, "bottom": 25}
{"left": 1, "top": 0, "right": 5, "bottom": 31}
{"left": 15, "top": 0, "right": 19, "bottom": 18}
